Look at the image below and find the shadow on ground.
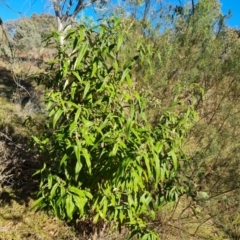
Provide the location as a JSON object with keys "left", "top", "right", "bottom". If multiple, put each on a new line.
{"left": 0, "top": 66, "right": 35, "bottom": 100}
{"left": 0, "top": 134, "right": 42, "bottom": 207}
{"left": 0, "top": 66, "right": 42, "bottom": 207}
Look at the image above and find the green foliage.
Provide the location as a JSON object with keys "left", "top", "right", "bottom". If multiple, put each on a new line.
{"left": 128, "top": 0, "right": 240, "bottom": 237}
{"left": 111, "top": 1, "right": 240, "bottom": 237}
{"left": 32, "top": 18, "right": 196, "bottom": 239}
{"left": 4, "top": 14, "right": 57, "bottom": 51}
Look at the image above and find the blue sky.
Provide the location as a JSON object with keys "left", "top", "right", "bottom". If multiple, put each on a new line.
{"left": 0, "top": 0, "right": 239, "bottom": 28}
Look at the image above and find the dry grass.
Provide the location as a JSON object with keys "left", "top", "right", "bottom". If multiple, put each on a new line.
{"left": 0, "top": 191, "right": 79, "bottom": 240}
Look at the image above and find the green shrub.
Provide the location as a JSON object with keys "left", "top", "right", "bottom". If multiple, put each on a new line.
{"left": 32, "top": 18, "right": 196, "bottom": 239}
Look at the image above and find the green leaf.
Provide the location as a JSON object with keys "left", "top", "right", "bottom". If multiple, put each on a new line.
{"left": 143, "top": 154, "right": 152, "bottom": 178}
{"left": 53, "top": 109, "right": 63, "bottom": 129}
{"left": 170, "top": 150, "right": 178, "bottom": 170}
{"left": 130, "top": 104, "right": 135, "bottom": 119}
{"left": 74, "top": 43, "right": 88, "bottom": 69}
{"left": 120, "top": 68, "right": 130, "bottom": 82}
{"left": 60, "top": 154, "right": 68, "bottom": 166}
{"left": 73, "top": 195, "right": 86, "bottom": 216}
{"left": 119, "top": 210, "right": 125, "bottom": 223}
{"left": 69, "top": 186, "right": 82, "bottom": 196}
{"left": 65, "top": 194, "right": 75, "bottom": 220}
{"left": 69, "top": 121, "right": 77, "bottom": 136}
{"left": 160, "top": 164, "right": 165, "bottom": 183}
{"left": 48, "top": 174, "right": 53, "bottom": 189}
{"left": 82, "top": 148, "right": 91, "bottom": 173}
{"left": 72, "top": 71, "right": 82, "bottom": 81}
{"left": 117, "top": 32, "right": 123, "bottom": 50}
{"left": 78, "top": 25, "right": 86, "bottom": 43}
{"left": 50, "top": 183, "right": 59, "bottom": 199}
{"left": 154, "top": 141, "right": 163, "bottom": 154}
{"left": 71, "top": 81, "right": 77, "bottom": 99}
{"left": 74, "top": 108, "right": 81, "bottom": 122}
{"left": 31, "top": 197, "right": 45, "bottom": 210}
{"left": 93, "top": 213, "right": 99, "bottom": 224}
{"left": 83, "top": 81, "right": 90, "bottom": 99}
{"left": 74, "top": 140, "right": 81, "bottom": 164}
{"left": 75, "top": 155, "right": 82, "bottom": 178}
{"left": 60, "top": 186, "right": 66, "bottom": 197}
{"left": 102, "top": 197, "right": 108, "bottom": 216}
{"left": 91, "top": 61, "right": 98, "bottom": 77}
{"left": 114, "top": 60, "right": 118, "bottom": 72}
{"left": 110, "top": 143, "right": 118, "bottom": 156}
{"left": 63, "top": 60, "right": 69, "bottom": 78}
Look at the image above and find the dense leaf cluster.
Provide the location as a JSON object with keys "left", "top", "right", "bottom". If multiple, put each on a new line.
{"left": 32, "top": 18, "right": 196, "bottom": 239}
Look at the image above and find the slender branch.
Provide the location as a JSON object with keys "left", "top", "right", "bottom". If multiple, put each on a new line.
{"left": 191, "top": 0, "right": 195, "bottom": 14}
{"left": 209, "top": 188, "right": 239, "bottom": 200}
{"left": 72, "top": 0, "right": 84, "bottom": 17}
{"left": 0, "top": 0, "right": 21, "bottom": 14}
{"left": 52, "top": 0, "right": 62, "bottom": 18}
{"left": 65, "top": 0, "right": 73, "bottom": 16}
{"left": 71, "top": 0, "right": 98, "bottom": 19}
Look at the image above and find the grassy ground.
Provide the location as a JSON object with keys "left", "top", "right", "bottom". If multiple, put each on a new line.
{"left": 0, "top": 191, "right": 79, "bottom": 240}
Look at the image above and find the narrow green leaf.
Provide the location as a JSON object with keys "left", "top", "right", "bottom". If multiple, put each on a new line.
{"left": 114, "top": 60, "right": 118, "bottom": 72}
{"left": 91, "top": 61, "right": 97, "bottom": 77}
{"left": 154, "top": 155, "right": 160, "bottom": 183}
{"left": 82, "top": 148, "right": 91, "bottom": 173}
{"left": 120, "top": 68, "right": 130, "bottom": 82}
{"left": 99, "top": 210, "right": 105, "bottom": 220}
{"left": 60, "top": 154, "right": 68, "bottom": 166}
{"left": 130, "top": 104, "right": 134, "bottom": 119}
{"left": 63, "top": 60, "right": 69, "bottom": 77}
{"left": 48, "top": 174, "right": 53, "bottom": 189}
{"left": 31, "top": 197, "right": 44, "bottom": 210}
{"left": 69, "top": 121, "right": 77, "bottom": 136}
{"left": 66, "top": 101, "right": 79, "bottom": 108}
{"left": 93, "top": 213, "right": 99, "bottom": 224}
{"left": 65, "top": 194, "right": 75, "bottom": 220}
{"left": 53, "top": 109, "right": 63, "bottom": 129}
{"left": 69, "top": 186, "right": 83, "bottom": 197}
{"left": 160, "top": 164, "right": 165, "bottom": 182}
{"left": 75, "top": 155, "right": 82, "bottom": 178}
{"left": 72, "top": 71, "right": 82, "bottom": 82}
{"left": 78, "top": 25, "right": 85, "bottom": 43}
{"left": 74, "top": 43, "right": 88, "bottom": 69}
{"left": 110, "top": 143, "right": 118, "bottom": 156}
{"left": 73, "top": 195, "right": 86, "bottom": 216}
{"left": 71, "top": 81, "right": 77, "bottom": 99}
{"left": 74, "top": 140, "right": 81, "bottom": 164}
{"left": 83, "top": 81, "right": 90, "bottom": 99}
{"left": 50, "top": 183, "right": 59, "bottom": 199}
{"left": 102, "top": 198, "right": 108, "bottom": 216}
{"left": 126, "top": 74, "right": 132, "bottom": 87}
{"left": 119, "top": 210, "right": 125, "bottom": 223}
{"left": 117, "top": 32, "right": 123, "bottom": 50}
{"left": 60, "top": 186, "right": 66, "bottom": 197}
{"left": 154, "top": 141, "right": 163, "bottom": 154}
{"left": 74, "top": 108, "right": 81, "bottom": 122}
{"left": 170, "top": 150, "right": 178, "bottom": 170}
{"left": 143, "top": 155, "right": 152, "bottom": 178}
